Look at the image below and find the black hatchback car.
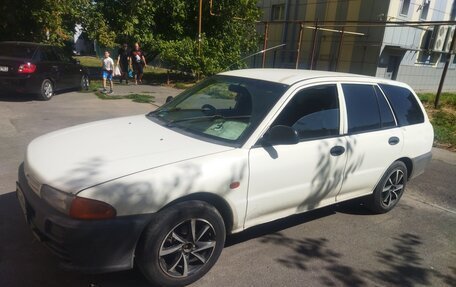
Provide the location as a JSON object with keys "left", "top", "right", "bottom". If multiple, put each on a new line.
{"left": 0, "top": 41, "right": 89, "bottom": 100}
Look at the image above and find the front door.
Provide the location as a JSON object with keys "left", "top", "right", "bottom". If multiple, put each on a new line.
{"left": 245, "top": 84, "right": 347, "bottom": 228}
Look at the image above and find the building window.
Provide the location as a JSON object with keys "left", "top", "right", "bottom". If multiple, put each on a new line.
{"left": 400, "top": 0, "right": 411, "bottom": 16}
{"left": 271, "top": 4, "right": 285, "bottom": 21}
{"left": 420, "top": 0, "right": 430, "bottom": 20}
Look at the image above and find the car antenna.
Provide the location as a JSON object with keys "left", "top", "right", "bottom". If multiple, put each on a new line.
{"left": 224, "top": 43, "right": 286, "bottom": 71}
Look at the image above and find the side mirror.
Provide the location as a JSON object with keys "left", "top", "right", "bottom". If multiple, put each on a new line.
{"left": 166, "top": 96, "right": 173, "bottom": 103}
{"left": 262, "top": 125, "right": 299, "bottom": 146}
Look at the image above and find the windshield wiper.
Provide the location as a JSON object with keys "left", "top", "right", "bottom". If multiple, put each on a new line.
{"left": 166, "top": 115, "right": 250, "bottom": 126}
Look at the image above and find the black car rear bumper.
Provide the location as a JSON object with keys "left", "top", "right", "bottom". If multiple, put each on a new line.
{"left": 17, "top": 164, "right": 153, "bottom": 273}
{"left": 0, "top": 75, "right": 41, "bottom": 94}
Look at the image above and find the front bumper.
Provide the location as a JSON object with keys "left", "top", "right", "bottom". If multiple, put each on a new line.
{"left": 16, "top": 164, "right": 153, "bottom": 273}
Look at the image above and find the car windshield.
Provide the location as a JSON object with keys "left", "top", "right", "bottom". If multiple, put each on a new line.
{"left": 0, "top": 43, "right": 37, "bottom": 59}
{"left": 149, "top": 75, "right": 288, "bottom": 146}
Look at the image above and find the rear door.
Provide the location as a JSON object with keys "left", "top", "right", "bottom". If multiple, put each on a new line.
{"left": 54, "top": 47, "right": 81, "bottom": 88}
{"left": 40, "top": 46, "right": 64, "bottom": 89}
{"left": 336, "top": 83, "right": 403, "bottom": 202}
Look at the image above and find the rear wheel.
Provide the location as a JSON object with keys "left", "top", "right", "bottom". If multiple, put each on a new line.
{"left": 369, "top": 161, "right": 407, "bottom": 213}
{"left": 137, "top": 201, "right": 225, "bottom": 287}
{"left": 38, "top": 79, "right": 54, "bottom": 101}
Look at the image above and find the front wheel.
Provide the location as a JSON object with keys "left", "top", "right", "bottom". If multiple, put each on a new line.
{"left": 38, "top": 79, "right": 54, "bottom": 101}
{"left": 137, "top": 201, "right": 226, "bottom": 287}
{"left": 369, "top": 161, "right": 407, "bottom": 213}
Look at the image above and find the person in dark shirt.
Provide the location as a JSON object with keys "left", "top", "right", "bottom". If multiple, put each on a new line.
{"left": 117, "top": 43, "right": 130, "bottom": 84}
{"left": 130, "top": 42, "right": 147, "bottom": 84}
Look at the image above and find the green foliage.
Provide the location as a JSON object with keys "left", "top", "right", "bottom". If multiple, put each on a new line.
{"left": 2, "top": 0, "right": 260, "bottom": 76}
{"left": 0, "top": 0, "right": 90, "bottom": 46}
{"left": 431, "top": 111, "right": 456, "bottom": 147}
{"left": 86, "top": 0, "right": 261, "bottom": 76}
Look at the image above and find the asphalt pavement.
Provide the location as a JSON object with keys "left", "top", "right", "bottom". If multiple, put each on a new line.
{"left": 0, "top": 86, "right": 454, "bottom": 287}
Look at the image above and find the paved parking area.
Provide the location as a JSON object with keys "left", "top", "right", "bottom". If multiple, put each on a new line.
{"left": 0, "top": 88, "right": 455, "bottom": 287}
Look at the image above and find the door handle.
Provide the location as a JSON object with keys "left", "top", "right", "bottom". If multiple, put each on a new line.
{"left": 330, "top": 146, "right": 345, "bottom": 156}
{"left": 388, "top": 136, "right": 400, "bottom": 145}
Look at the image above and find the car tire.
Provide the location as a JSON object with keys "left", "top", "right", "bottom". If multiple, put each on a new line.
{"left": 38, "top": 79, "right": 54, "bottom": 101}
{"left": 137, "top": 200, "right": 226, "bottom": 287}
{"left": 369, "top": 161, "right": 407, "bottom": 214}
{"left": 80, "top": 74, "right": 89, "bottom": 91}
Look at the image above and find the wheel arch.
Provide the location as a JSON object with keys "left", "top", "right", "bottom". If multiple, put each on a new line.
{"left": 396, "top": 157, "right": 413, "bottom": 180}
{"left": 159, "top": 192, "right": 235, "bottom": 235}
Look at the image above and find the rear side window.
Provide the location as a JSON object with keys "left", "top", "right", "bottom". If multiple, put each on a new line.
{"left": 342, "top": 84, "right": 381, "bottom": 133}
{"left": 41, "top": 47, "right": 59, "bottom": 61}
{"left": 378, "top": 84, "right": 424, "bottom": 126}
{"left": 374, "top": 85, "right": 396, "bottom": 128}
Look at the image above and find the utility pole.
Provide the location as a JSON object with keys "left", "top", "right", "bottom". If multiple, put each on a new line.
{"left": 435, "top": 28, "right": 456, "bottom": 108}
{"left": 198, "top": 0, "right": 203, "bottom": 56}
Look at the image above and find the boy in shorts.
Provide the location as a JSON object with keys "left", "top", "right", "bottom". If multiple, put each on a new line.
{"left": 102, "top": 51, "right": 114, "bottom": 94}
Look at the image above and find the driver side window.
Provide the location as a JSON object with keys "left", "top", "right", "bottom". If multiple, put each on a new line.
{"left": 272, "top": 84, "right": 340, "bottom": 140}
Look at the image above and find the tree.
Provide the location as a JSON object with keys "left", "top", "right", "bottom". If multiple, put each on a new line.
{"left": 0, "top": 0, "right": 89, "bottom": 47}
{"left": 1, "top": 0, "right": 261, "bottom": 76}
{"left": 86, "top": 0, "right": 261, "bottom": 76}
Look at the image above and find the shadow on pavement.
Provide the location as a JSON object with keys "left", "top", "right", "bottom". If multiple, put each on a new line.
{"left": 2, "top": 190, "right": 454, "bottom": 287}
{"left": 0, "top": 92, "right": 37, "bottom": 102}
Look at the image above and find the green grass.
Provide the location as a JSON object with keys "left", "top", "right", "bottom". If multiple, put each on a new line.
{"left": 431, "top": 110, "right": 456, "bottom": 147}
{"left": 79, "top": 80, "right": 104, "bottom": 93}
{"left": 95, "top": 91, "right": 155, "bottom": 104}
{"left": 418, "top": 92, "right": 456, "bottom": 150}
{"left": 418, "top": 92, "right": 456, "bottom": 108}
{"left": 74, "top": 56, "right": 102, "bottom": 68}
{"left": 174, "top": 82, "right": 196, "bottom": 89}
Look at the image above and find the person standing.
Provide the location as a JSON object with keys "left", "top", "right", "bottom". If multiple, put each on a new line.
{"left": 117, "top": 43, "right": 130, "bottom": 84}
{"left": 130, "top": 42, "right": 147, "bottom": 84}
{"left": 101, "top": 51, "right": 114, "bottom": 94}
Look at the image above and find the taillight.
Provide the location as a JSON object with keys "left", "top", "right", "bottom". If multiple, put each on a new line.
{"left": 18, "top": 63, "right": 36, "bottom": 74}
{"left": 69, "top": 196, "right": 116, "bottom": 220}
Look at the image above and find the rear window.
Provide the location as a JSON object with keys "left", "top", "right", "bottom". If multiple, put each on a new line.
{"left": 378, "top": 84, "right": 424, "bottom": 126}
{"left": 0, "top": 43, "right": 37, "bottom": 59}
{"left": 342, "top": 84, "right": 381, "bottom": 133}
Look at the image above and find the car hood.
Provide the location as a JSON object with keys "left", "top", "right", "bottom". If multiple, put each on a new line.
{"left": 25, "top": 115, "right": 233, "bottom": 194}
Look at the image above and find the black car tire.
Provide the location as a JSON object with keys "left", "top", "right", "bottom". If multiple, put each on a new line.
{"left": 80, "top": 74, "right": 89, "bottom": 91}
{"left": 38, "top": 79, "right": 54, "bottom": 101}
{"left": 369, "top": 161, "right": 407, "bottom": 214}
{"left": 137, "top": 200, "right": 226, "bottom": 287}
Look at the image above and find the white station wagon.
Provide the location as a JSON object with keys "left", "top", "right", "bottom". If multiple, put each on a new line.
{"left": 17, "top": 69, "right": 433, "bottom": 286}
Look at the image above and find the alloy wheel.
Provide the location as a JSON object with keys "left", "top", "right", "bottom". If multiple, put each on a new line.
{"left": 43, "top": 81, "right": 53, "bottom": 98}
{"left": 158, "top": 218, "right": 217, "bottom": 278}
{"left": 381, "top": 169, "right": 404, "bottom": 208}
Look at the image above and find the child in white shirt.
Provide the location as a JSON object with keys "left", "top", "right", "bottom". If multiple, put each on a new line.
{"left": 102, "top": 51, "right": 114, "bottom": 94}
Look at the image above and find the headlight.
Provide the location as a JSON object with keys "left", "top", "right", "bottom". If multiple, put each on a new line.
{"left": 40, "top": 185, "right": 116, "bottom": 220}
{"left": 40, "top": 185, "right": 74, "bottom": 215}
